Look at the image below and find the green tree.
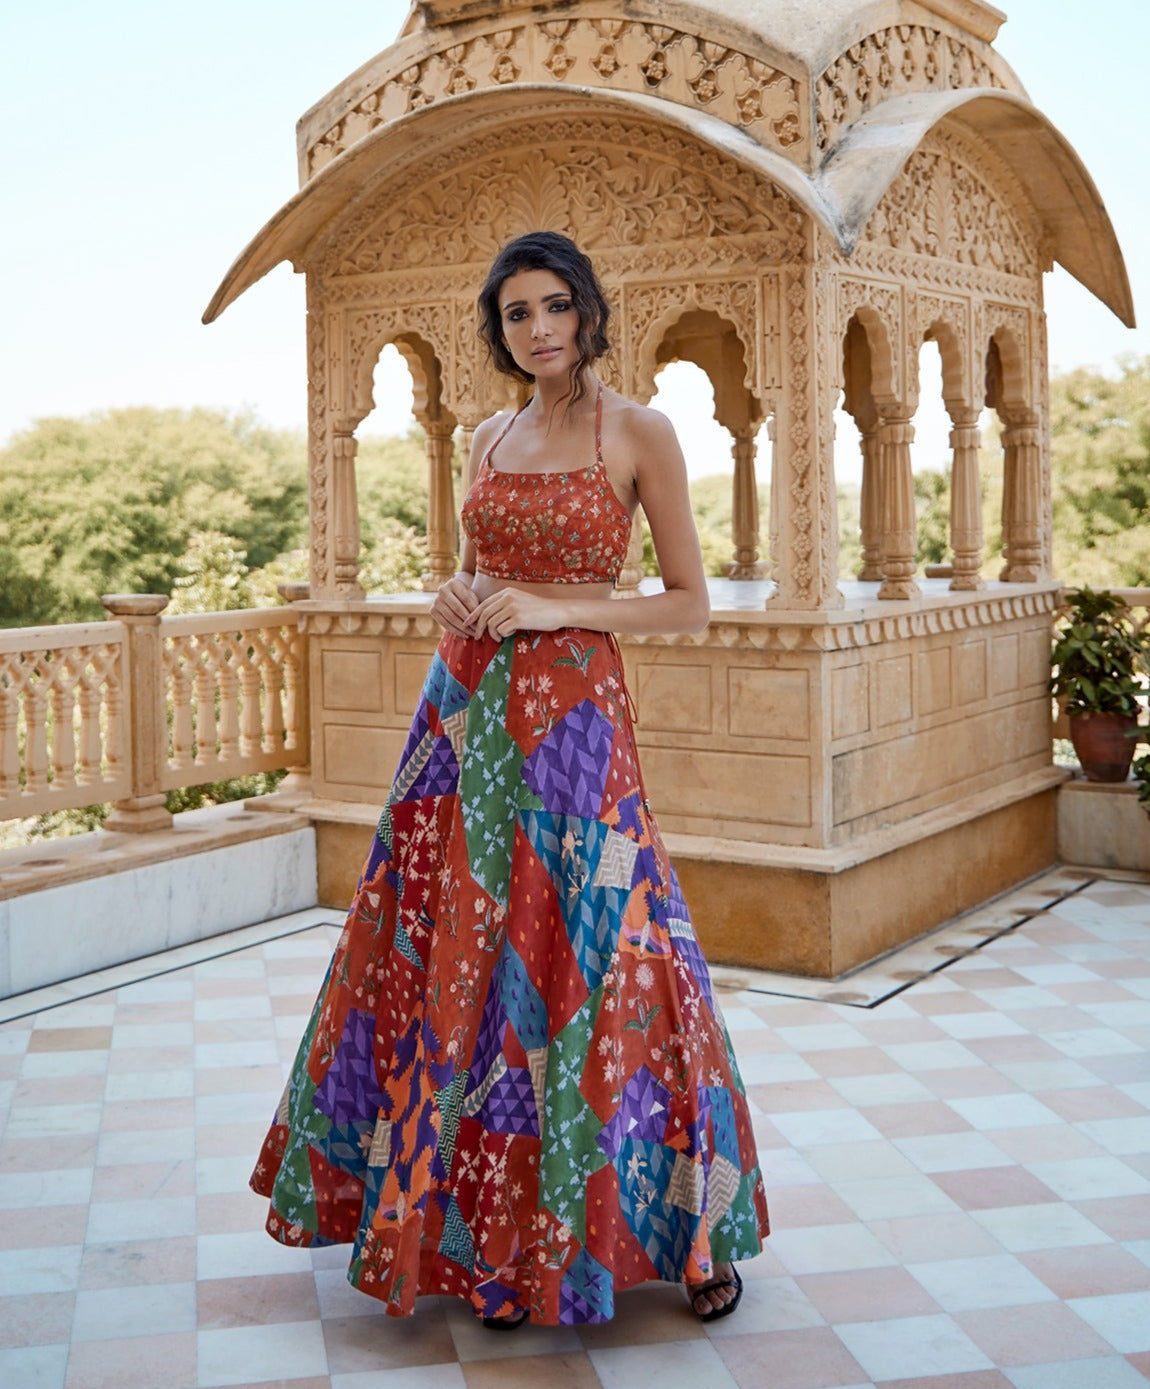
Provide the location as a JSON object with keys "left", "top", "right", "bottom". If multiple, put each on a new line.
{"left": 1050, "top": 357, "right": 1150, "bottom": 585}
{"left": 168, "top": 531, "right": 256, "bottom": 614}
{"left": 0, "top": 408, "right": 307, "bottom": 626}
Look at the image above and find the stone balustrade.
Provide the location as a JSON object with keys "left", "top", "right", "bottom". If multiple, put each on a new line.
{"left": 0, "top": 598, "right": 308, "bottom": 832}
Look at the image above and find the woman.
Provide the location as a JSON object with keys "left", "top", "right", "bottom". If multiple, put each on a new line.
{"left": 251, "top": 232, "right": 769, "bottom": 1329}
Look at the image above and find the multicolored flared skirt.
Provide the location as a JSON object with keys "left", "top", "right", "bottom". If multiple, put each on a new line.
{"left": 251, "top": 627, "right": 769, "bottom": 1324}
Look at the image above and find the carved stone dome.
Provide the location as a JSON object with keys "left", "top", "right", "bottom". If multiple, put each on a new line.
{"left": 206, "top": 0, "right": 1129, "bottom": 327}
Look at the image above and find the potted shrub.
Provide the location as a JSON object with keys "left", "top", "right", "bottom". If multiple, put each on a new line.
{"left": 1050, "top": 586, "right": 1148, "bottom": 782}
{"left": 1133, "top": 751, "right": 1150, "bottom": 817}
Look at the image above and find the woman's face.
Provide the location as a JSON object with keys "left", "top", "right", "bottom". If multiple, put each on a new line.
{"left": 497, "top": 267, "right": 580, "bottom": 380}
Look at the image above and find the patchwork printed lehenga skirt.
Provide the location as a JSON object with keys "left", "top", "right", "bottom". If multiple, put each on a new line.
{"left": 251, "top": 627, "right": 769, "bottom": 1324}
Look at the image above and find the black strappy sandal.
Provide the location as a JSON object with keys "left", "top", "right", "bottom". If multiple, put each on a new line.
{"left": 482, "top": 1306, "right": 530, "bottom": 1330}
{"left": 687, "top": 1265, "right": 743, "bottom": 1323}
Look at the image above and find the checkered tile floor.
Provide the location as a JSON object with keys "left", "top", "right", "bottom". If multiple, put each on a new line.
{"left": 2, "top": 871, "right": 1149, "bottom": 1388}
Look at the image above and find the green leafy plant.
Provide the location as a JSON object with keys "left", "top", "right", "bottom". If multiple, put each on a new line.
{"left": 1133, "top": 751, "right": 1150, "bottom": 816}
{"left": 1050, "top": 586, "right": 1149, "bottom": 716}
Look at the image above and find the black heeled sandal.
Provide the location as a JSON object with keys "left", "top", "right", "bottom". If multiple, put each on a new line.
{"left": 687, "top": 1265, "right": 743, "bottom": 1323}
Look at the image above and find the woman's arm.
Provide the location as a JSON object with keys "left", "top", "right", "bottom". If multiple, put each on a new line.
{"left": 466, "top": 404, "right": 710, "bottom": 639}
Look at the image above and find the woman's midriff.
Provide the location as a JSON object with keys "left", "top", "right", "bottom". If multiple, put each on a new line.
{"left": 469, "top": 574, "right": 616, "bottom": 603}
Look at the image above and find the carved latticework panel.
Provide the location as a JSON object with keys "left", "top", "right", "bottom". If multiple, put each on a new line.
{"left": 816, "top": 25, "right": 1008, "bottom": 149}
{"left": 305, "top": 17, "right": 806, "bottom": 179}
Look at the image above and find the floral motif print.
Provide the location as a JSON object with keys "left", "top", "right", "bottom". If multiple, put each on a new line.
{"left": 460, "top": 385, "right": 633, "bottom": 585}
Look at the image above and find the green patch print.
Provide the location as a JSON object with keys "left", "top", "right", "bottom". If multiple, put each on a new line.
{"left": 539, "top": 986, "right": 608, "bottom": 1244}
{"left": 709, "top": 1170, "right": 763, "bottom": 1260}
{"left": 459, "top": 642, "right": 535, "bottom": 908}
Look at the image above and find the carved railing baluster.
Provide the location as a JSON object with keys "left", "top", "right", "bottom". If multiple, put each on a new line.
{"left": 49, "top": 684, "right": 77, "bottom": 793}
{"left": 239, "top": 659, "right": 262, "bottom": 758}
{"left": 169, "top": 662, "right": 195, "bottom": 770}
{"left": 23, "top": 687, "right": 49, "bottom": 795}
{"left": 193, "top": 659, "right": 217, "bottom": 766}
{"left": 77, "top": 682, "right": 102, "bottom": 786}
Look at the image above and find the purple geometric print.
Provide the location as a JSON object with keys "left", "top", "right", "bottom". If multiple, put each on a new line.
{"left": 522, "top": 699, "right": 613, "bottom": 817}
{"left": 478, "top": 1066, "right": 539, "bottom": 1137}
{"left": 612, "top": 788, "right": 645, "bottom": 840}
{"left": 559, "top": 1248, "right": 613, "bottom": 1324}
{"left": 405, "top": 735, "right": 460, "bottom": 800}
{"left": 394, "top": 702, "right": 431, "bottom": 780}
{"left": 598, "top": 1066, "right": 672, "bottom": 1159}
{"left": 467, "top": 988, "right": 508, "bottom": 1096}
{"left": 313, "top": 1008, "right": 385, "bottom": 1128}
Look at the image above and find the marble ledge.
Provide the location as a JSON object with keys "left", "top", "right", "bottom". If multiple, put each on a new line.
{"left": 0, "top": 801, "right": 306, "bottom": 903}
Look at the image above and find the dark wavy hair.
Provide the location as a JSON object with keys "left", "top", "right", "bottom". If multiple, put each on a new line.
{"left": 477, "top": 231, "right": 611, "bottom": 414}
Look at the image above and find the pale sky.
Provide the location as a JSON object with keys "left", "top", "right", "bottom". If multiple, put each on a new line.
{"left": 2, "top": 2, "right": 1146, "bottom": 484}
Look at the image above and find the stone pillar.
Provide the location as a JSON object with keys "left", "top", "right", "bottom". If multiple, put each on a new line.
{"left": 877, "top": 416, "right": 920, "bottom": 600}
{"left": 102, "top": 594, "right": 174, "bottom": 834}
{"left": 331, "top": 429, "right": 364, "bottom": 597}
{"left": 766, "top": 414, "right": 780, "bottom": 586}
{"left": 768, "top": 268, "right": 843, "bottom": 610}
{"left": 422, "top": 421, "right": 458, "bottom": 591}
{"left": 948, "top": 408, "right": 984, "bottom": 591}
{"left": 274, "top": 582, "right": 312, "bottom": 801}
{"left": 857, "top": 426, "right": 884, "bottom": 581}
{"left": 725, "top": 428, "right": 765, "bottom": 579}
{"left": 1000, "top": 412, "right": 1043, "bottom": 582}
{"left": 614, "top": 514, "right": 645, "bottom": 598}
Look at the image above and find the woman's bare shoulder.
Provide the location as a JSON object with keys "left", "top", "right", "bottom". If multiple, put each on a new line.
{"left": 606, "top": 393, "right": 680, "bottom": 449}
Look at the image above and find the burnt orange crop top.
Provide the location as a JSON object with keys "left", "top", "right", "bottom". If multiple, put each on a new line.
{"left": 460, "top": 384, "right": 633, "bottom": 585}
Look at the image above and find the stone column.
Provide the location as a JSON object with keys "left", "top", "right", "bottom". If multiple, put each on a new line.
{"left": 725, "top": 428, "right": 765, "bottom": 579}
{"left": 857, "top": 426, "right": 884, "bottom": 580}
{"left": 102, "top": 594, "right": 174, "bottom": 834}
{"left": 1000, "top": 412, "right": 1043, "bottom": 582}
{"left": 422, "top": 421, "right": 458, "bottom": 591}
{"left": 273, "top": 582, "right": 312, "bottom": 802}
{"left": 768, "top": 268, "right": 843, "bottom": 610}
{"left": 877, "top": 416, "right": 920, "bottom": 600}
{"left": 331, "top": 429, "right": 364, "bottom": 597}
{"left": 948, "top": 408, "right": 984, "bottom": 591}
{"left": 614, "top": 515, "right": 646, "bottom": 598}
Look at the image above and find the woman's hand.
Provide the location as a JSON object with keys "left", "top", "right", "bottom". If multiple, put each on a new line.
{"left": 430, "top": 574, "right": 480, "bottom": 635}
{"left": 465, "top": 587, "right": 565, "bottom": 641}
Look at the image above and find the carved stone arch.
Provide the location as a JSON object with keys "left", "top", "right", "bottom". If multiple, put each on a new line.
{"left": 630, "top": 288, "right": 757, "bottom": 410}
{"left": 916, "top": 295, "right": 971, "bottom": 411}
{"left": 836, "top": 279, "right": 899, "bottom": 407}
{"left": 982, "top": 305, "right": 1031, "bottom": 419}
{"left": 342, "top": 306, "right": 456, "bottom": 432}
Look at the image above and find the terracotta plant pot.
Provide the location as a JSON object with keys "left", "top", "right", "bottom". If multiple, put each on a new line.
{"left": 1069, "top": 712, "right": 1140, "bottom": 783}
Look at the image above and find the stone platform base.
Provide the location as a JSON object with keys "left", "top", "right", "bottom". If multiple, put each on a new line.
{"left": 1058, "top": 777, "right": 1150, "bottom": 873}
{"left": 673, "top": 787, "right": 1059, "bottom": 977}
{"left": 304, "top": 775, "right": 1061, "bottom": 979}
